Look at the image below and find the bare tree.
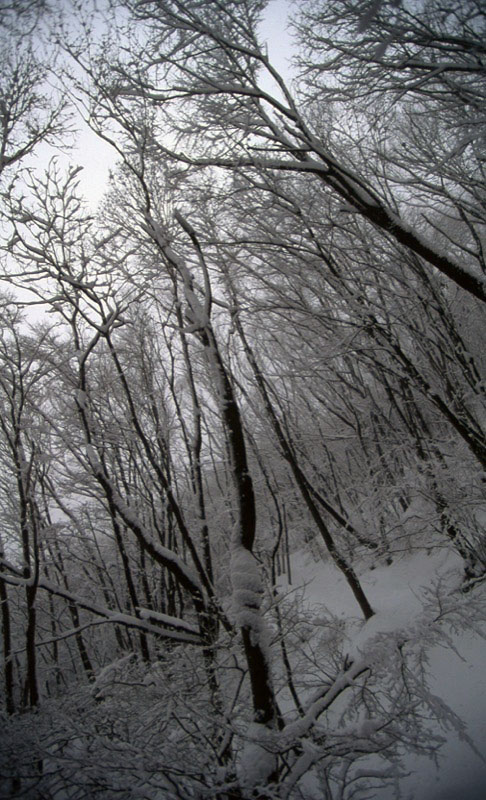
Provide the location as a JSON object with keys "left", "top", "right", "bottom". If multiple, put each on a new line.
{"left": 0, "top": 39, "right": 65, "bottom": 181}
{"left": 70, "top": 0, "right": 486, "bottom": 300}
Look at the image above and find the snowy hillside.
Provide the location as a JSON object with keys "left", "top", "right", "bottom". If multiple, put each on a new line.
{"left": 278, "top": 549, "right": 486, "bottom": 799}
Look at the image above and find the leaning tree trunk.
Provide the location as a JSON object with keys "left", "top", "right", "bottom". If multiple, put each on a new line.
{"left": 154, "top": 213, "right": 281, "bottom": 792}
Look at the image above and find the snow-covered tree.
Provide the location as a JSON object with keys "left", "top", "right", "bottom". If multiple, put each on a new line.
{"left": 0, "top": 1, "right": 485, "bottom": 797}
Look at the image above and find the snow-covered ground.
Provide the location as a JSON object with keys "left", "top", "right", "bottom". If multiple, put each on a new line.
{"left": 278, "top": 549, "right": 486, "bottom": 799}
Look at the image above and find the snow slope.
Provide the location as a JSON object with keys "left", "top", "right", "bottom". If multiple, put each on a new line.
{"left": 278, "top": 548, "right": 486, "bottom": 799}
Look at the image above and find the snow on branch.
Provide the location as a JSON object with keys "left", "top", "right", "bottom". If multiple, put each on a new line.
{"left": 85, "top": 444, "right": 206, "bottom": 601}
{"left": 0, "top": 567, "right": 202, "bottom": 645}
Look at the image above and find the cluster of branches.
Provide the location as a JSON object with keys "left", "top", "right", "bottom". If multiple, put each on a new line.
{"left": 0, "top": 1, "right": 485, "bottom": 797}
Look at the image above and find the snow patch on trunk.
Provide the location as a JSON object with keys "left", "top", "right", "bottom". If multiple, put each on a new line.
{"left": 238, "top": 722, "right": 277, "bottom": 790}
{"left": 230, "top": 546, "right": 264, "bottom": 632}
